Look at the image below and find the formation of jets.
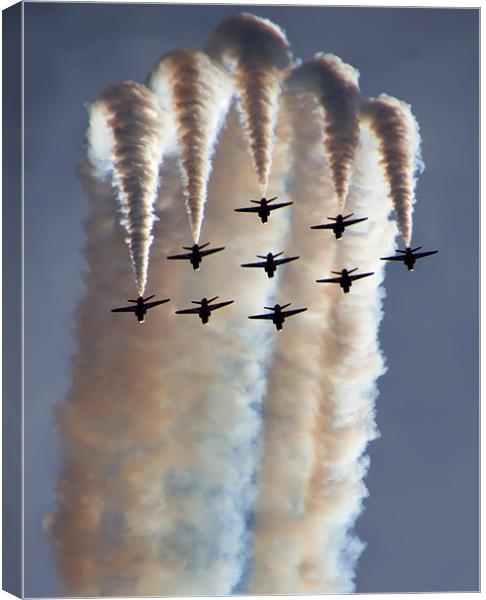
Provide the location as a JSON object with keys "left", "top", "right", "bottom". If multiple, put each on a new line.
{"left": 111, "top": 195, "right": 438, "bottom": 327}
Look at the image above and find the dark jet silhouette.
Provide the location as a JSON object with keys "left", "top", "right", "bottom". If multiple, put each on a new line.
{"left": 175, "top": 296, "right": 234, "bottom": 324}
{"left": 310, "top": 213, "right": 368, "bottom": 239}
{"left": 166, "top": 242, "right": 225, "bottom": 271}
{"left": 240, "top": 252, "right": 300, "bottom": 278}
{"left": 316, "top": 268, "right": 374, "bottom": 294}
{"left": 380, "top": 246, "right": 438, "bottom": 271}
{"left": 248, "top": 303, "right": 307, "bottom": 331}
{"left": 234, "top": 196, "right": 293, "bottom": 224}
{"left": 111, "top": 294, "right": 170, "bottom": 323}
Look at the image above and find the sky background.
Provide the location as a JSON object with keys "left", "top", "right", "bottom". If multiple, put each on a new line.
{"left": 22, "top": 3, "right": 478, "bottom": 596}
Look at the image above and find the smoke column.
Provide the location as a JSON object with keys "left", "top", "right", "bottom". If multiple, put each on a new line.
{"left": 249, "top": 97, "right": 398, "bottom": 594}
{"left": 286, "top": 54, "right": 361, "bottom": 212}
{"left": 206, "top": 13, "right": 292, "bottom": 196}
{"left": 47, "top": 106, "right": 292, "bottom": 595}
{"left": 87, "top": 82, "right": 170, "bottom": 295}
{"left": 360, "top": 93, "right": 423, "bottom": 246}
{"left": 147, "top": 49, "right": 233, "bottom": 243}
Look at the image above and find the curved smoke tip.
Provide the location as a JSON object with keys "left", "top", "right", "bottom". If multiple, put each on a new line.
{"left": 360, "top": 93, "right": 423, "bottom": 246}
{"left": 88, "top": 81, "right": 166, "bottom": 295}
{"left": 147, "top": 49, "right": 233, "bottom": 243}
{"left": 286, "top": 54, "right": 361, "bottom": 211}
{"left": 206, "top": 13, "right": 292, "bottom": 196}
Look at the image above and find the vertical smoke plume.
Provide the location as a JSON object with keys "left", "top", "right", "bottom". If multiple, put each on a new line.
{"left": 206, "top": 13, "right": 292, "bottom": 195}
{"left": 286, "top": 54, "right": 361, "bottom": 212}
{"left": 360, "top": 94, "right": 423, "bottom": 246}
{"left": 249, "top": 96, "right": 398, "bottom": 594}
{"left": 87, "top": 82, "right": 170, "bottom": 295}
{"left": 147, "top": 50, "right": 233, "bottom": 243}
{"left": 47, "top": 107, "right": 292, "bottom": 596}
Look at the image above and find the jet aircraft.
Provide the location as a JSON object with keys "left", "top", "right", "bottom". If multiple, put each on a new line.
{"left": 166, "top": 242, "right": 225, "bottom": 270}
{"left": 316, "top": 268, "right": 374, "bottom": 294}
{"left": 111, "top": 295, "right": 170, "bottom": 323}
{"left": 380, "top": 246, "right": 438, "bottom": 271}
{"left": 310, "top": 213, "right": 368, "bottom": 239}
{"left": 240, "top": 252, "right": 300, "bottom": 278}
{"left": 234, "top": 196, "right": 293, "bottom": 224}
{"left": 248, "top": 303, "right": 307, "bottom": 331}
{"left": 175, "top": 296, "right": 234, "bottom": 324}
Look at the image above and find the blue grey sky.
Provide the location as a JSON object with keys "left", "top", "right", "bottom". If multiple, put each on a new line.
{"left": 22, "top": 3, "right": 478, "bottom": 596}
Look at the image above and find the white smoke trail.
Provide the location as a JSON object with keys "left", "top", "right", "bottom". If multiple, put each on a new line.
{"left": 48, "top": 106, "right": 292, "bottom": 596}
{"left": 147, "top": 49, "right": 233, "bottom": 243}
{"left": 206, "top": 13, "right": 292, "bottom": 196}
{"left": 249, "top": 104, "right": 398, "bottom": 593}
{"left": 87, "top": 81, "right": 173, "bottom": 295}
{"left": 286, "top": 54, "right": 361, "bottom": 213}
{"left": 360, "top": 93, "right": 423, "bottom": 246}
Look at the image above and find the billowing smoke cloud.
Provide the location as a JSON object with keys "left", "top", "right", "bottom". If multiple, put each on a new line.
{"left": 360, "top": 93, "right": 423, "bottom": 246}
{"left": 147, "top": 49, "right": 233, "bottom": 243}
{"left": 87, "top": 82, "right": 170, "bottom": 295}
{"left": 206, "top": 13, "right": 292, "bottom": 195}
{"left": 286, "top": 54, "right": 361, "bottom": 212}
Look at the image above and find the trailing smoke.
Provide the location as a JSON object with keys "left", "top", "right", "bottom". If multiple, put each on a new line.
{"left": 360, "top": 93, "right": 423, "bottom": 246}
{"left": 147, "top": 49, "right": 233, "bottom": 243}
{"left": 249, "top": 100, "right": 397, "bottom": 594}
{"left": 206, "top": 13, "right": 292, "bottom": 195}
{"left": 286, "top": 54, "right": 361, "bottom": 212}
{"left": 87, "top": 81, "right": 169, "bottom": 295}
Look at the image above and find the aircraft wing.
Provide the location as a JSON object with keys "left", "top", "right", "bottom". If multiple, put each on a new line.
{"left": 209, "top": 300, "right": 234, "bottom": 312}
{"left": 414, "top": 250, "right": 438, "bottom": 259}
{"left": 274, "top": 256, "right": 299, "bottom": 266}
{"left": 167, "top": 252, "right": 192, "bottom": 260}
{"left": 380, "top": 255, "right": 405, "bottom": 262}
{"left": 282, "top": 308, "right": 307, "bottom": 318}
{"left": 234, "top": 206, "right": 260, "bottom": 213}
{"left": 111, "top": 306, "right": 136, "bottom": 313}
{"left": 316, "top": 276, "right": 343, "bottom": 284}
{"left": 345, "top": 217, "right": 368, "bottom": 226}
{"left": 241, "top": 261, "right": 267, "bottom": 268}
{"left": 310, "top": 223, "right": 334, "bottom": 230}
{"left": 175, "top": 307, "right": 200, "bottom": 315}
{"left": 349, "top": 272, "right": 374, "bottom": 282}
{"left": 200, "top": 246, "right": 225, "bottom": 257}
{"left": 248, "top": 314, "right": 274, "bottom": 320}
{"left": 268, "top": 201, "right": 293, "bottom": 211}
{"left": 144, "top": 299, "right": 170, "bottom": 309}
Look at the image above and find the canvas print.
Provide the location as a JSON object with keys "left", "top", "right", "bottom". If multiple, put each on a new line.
{"left": 3, "top": 2, "right": 479, "bottom": 597}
